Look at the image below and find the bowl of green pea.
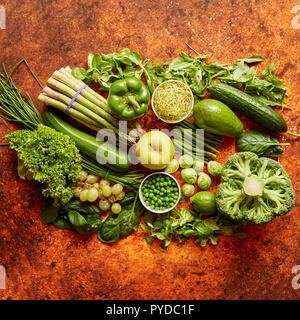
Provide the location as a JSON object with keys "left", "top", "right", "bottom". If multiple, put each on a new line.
{"left": 139, "top": 172, "right": 181, "bottom": 214}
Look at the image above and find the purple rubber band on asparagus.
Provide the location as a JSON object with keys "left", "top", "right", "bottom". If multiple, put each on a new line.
{"left": 66, "top": 84, "right": 88, "bottom": 113}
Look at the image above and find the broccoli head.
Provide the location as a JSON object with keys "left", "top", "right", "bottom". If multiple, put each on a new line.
{"left": 216, "top": 152, "right": 295, "bottom": 225}
{"left": 5, "top": 124, "right": 82, "bottom": 205}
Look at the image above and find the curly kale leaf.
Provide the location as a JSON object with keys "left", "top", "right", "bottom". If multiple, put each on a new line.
{"left": 5, "top": 124, "right": 82, "bottom": 205}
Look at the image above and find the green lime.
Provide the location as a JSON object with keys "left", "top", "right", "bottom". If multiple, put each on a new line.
{"left": 190, "top": 191, "right": 216, "bottom": 215}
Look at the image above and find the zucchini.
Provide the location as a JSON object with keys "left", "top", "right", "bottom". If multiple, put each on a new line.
{"left": 209, "top": 83, "right": 287, "bottom": 132}
{"left": 42, "top": 109, "right": 131, "bottom": 172}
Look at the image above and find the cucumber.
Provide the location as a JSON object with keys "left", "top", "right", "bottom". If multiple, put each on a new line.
{"left": 193, "top": 99, "right": 244, "bottom": 137}
{"left": 209, "top": 83, "right": 287, "bottom": 132}
{"left": 42, "top": 109, "right": 131, "bottom": 172}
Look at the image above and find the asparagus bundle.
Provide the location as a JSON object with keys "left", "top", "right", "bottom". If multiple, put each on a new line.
{"left": 38, "top": 67, "right": 141, "bottom": 145}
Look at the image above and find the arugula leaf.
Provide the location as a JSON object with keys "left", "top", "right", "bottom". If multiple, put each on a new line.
{"left": 238, "top": 55, "right": 265, "bottom": 64}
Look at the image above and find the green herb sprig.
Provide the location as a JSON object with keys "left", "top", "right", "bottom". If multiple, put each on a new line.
{"left": 140, "top": 206, "right": 246, "bottom": 249}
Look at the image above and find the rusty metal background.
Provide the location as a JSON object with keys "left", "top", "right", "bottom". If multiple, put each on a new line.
{"left": 0, "top": 0, "right": 299, "bottom": 300}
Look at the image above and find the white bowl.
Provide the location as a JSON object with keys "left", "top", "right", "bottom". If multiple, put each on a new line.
{"left": 151, "top": 80, "right": 194, "bottom": 124}
{"left": 138, "top": 172, "right": 181, "bottom": 214}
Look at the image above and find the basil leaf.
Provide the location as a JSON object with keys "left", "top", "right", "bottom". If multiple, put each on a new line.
{"left": 145, "top": 234, "right": 153, "bottom": 244}
{"left": 153, "top": 233, "right": 166, "bottom": 240}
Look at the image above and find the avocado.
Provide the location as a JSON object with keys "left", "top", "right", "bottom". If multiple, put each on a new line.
{"left": 193, "top": 99, "right": 244, "bottom": 137}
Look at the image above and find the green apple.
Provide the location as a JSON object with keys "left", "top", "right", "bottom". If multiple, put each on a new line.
{"left": 136, "top": 131, "right": 174, "bottom": 170}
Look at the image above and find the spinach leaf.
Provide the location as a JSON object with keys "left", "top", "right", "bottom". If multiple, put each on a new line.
{"left": 41, "top": 200, "right": 59, "bottom": 224}
{"left": 143, "top": 211, "right": 154, "bottom": 225}
{"left": 234, "top": 232, "right": 247, "bottom": 239}
{"left": 53, "top": 216, "right": 74, "bottom": 230}
{"left": 68, "top": 210, "right": 88, "bottom": 227}
{"left": 61, "top": 198, "right": 100, "bottom": 215}
{"left": 97, "top": 220, "right": 120, "bottom": 243}
{"left": 236, "top": 130, "right": 288, "bottom": 157}
{"left": 98, "top": 192, "right": 144, "bottom": 243}
{"left": 52, "top": 198, "right": 102, "bottom": 234}
{"left": 68, "top": 210, "right": 102, "bottom": 235}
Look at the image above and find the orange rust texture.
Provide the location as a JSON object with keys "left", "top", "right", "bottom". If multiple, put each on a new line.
{"left": 0, "top": 0, "right": 299, "bottom": 300}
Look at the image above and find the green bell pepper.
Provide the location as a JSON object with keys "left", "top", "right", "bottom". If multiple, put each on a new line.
{"left": 108, "top": 77, "right": 150, "bottom": 120}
